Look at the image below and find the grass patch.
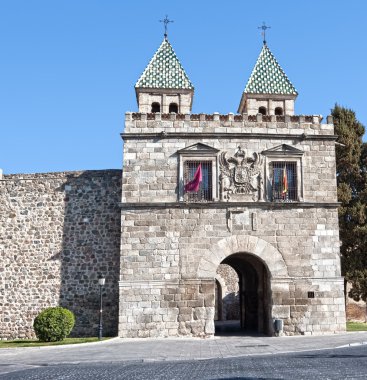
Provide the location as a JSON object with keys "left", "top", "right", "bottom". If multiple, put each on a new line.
{"left": 347, "top": 322, "right": 367, "bottom": 331}
{"left": 0, "top": 337, "right": 111, "bottom": 348}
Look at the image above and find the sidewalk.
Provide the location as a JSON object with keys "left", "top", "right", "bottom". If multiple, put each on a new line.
{"left": 1, "top": 332, "right": 367, "bottom": 371}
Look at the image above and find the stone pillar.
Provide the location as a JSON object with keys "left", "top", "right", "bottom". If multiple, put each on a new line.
{"left": 119, "top": 278, "right": 215, "bottom": 338}
{"left": 271, "top": 277, "right": 346, "bottom": 336}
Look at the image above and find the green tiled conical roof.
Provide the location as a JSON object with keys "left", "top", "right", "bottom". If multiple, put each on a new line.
{"left": 135, "top": 38, "right": 194, "bottom": 90}
{"left": 244, "top": 43, "right": 297, "bottom": 95}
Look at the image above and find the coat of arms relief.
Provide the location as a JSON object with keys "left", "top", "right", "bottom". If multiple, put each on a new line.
{"left": 219, "top": 147, "right": 263, "bottom": 202}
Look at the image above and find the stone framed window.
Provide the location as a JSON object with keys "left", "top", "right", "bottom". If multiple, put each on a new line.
{"left": 271, "top": 161, "right": 297, "bottom": 201}
{"left": 183, "top": 160, "right": 213, "bottom": 201}
{"left": 177, "top": 143, "right": 219, "bottom": 202}
{"left": 262, "top": 144, "right": 304, "bottom": 202}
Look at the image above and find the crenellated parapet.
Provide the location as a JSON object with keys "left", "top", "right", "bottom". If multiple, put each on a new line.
{"left": 124, "top": 112, "right": 335, "bottom": 136}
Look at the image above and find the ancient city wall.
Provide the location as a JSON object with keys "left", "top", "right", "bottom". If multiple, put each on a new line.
{"left": 0, "top": 170, "right": 121, "bottom": 339}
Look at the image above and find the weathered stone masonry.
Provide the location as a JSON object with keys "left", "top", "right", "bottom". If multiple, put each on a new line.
{"left": 119, "top": 113, "right": 346, "bottom": 337}
{"left": 0, "top": 170, "right": 121, "bottom": 339}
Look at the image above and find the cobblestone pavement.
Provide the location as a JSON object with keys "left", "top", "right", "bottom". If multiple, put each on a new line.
{"left": 0, "top": 332, "right": 367, "bottom": 377}
{"left": 1, "top": 345, "right": 367, "bottom": 379}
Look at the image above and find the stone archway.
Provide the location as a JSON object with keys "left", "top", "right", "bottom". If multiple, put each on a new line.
{"left": 197, "top": 235, "right": 288, "bottom": 279}
{"left": 197, "top": 235, "right": 289, "bottom": 336}
{"left": 219, "top": 253, "right": 270, "bottom": 334}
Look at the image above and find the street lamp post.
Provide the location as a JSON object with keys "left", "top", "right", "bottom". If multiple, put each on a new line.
{"left": 98, "top": 277, "right": 105, "bottom": 340}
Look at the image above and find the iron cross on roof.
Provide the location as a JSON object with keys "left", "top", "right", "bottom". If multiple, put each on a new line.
{"left": 258, "top": 22, "right": 271, "bottom": 44}
{"left": 160, "top": 15, "right": 174, "bottom": 39}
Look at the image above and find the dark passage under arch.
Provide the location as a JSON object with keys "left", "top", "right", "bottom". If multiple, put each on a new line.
{"left": 215, "top": 252, "right": 271, "bottom": 336}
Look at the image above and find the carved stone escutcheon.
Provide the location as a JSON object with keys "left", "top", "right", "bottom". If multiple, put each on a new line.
{"left": 219, "top": 146, "right": 263, "bottom": 202}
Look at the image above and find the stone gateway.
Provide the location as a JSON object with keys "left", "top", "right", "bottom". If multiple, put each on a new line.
{"left": 0, "top": 36, "right": 346, "bottom": 340}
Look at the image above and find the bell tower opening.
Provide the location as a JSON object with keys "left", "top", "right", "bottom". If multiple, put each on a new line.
{"left": 215, "top": 253, "right": 271, "bottom": 336}
{"left": 169, "top": 103, "right": 178, "bottom": 113}
{"left": 258, "top": 106, "right": 267, "bottom": 115}
{"left": 152, "top": 102, "right": 161, "bottom": 113}
{"left": 151, "top": 102, "right": 161, "bottom": 113}
{"left": 275, "top": 107, "right": 283, "bottom": 116}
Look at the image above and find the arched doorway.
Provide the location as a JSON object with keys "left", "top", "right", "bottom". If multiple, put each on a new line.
{"left": 215, "top": 252, "right": 271, "bottom": 335}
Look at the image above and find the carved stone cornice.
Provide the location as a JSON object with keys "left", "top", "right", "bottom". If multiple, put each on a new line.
{"left": 121, "top": 132, "right": 338, "bottom": 141}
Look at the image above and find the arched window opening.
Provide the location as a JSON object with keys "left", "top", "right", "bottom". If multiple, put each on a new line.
{"left": 151, "top": 102, "right": 160, "bottom": 113}
{"left": 258, "top": 107, "right": 267, "bottom": 115}
{"left": 275, "top": 107, "right": 283, "bottom": 116}
{"left": 169, "top": 103, "right": 178, "bottom": 113}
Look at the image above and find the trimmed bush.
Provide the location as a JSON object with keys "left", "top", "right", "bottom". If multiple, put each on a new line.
{"left": 33, "top": 307, "right": 75, "bottom": 342}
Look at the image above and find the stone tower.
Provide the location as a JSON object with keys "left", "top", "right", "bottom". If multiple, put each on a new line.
{"left": 135, "top": 37, "right": 194, "bottom": 114}
{"left": 238, "top": 42, "right": 298, "bottom": 116}
{"left": 119, "top": 36, "right": 346, "bottom": 338}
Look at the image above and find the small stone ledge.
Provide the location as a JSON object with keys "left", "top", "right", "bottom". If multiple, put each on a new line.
{"left": 120, "top": 201, "right": 340, "bottom": 210}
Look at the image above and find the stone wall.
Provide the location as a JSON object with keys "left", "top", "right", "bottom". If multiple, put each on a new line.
{"left": 137, "top": 90, "right": 193, "bottom": 114}
{"left": 119, "top": 112, "right": 345, "bottom": 337}
{"left": 122, "top": 113, "right": 337, "bottom": 204}
{"left": 216, "top": 264, "right": 240, "bottom": 320}
{"left": 119, "top": 205, "right": 345, "bottom": 337}
{"left": 0, "top": 170, "right": 121, "bottom": 339}
{"left": 119, "top": 279, "right": 214, "bottom": 338}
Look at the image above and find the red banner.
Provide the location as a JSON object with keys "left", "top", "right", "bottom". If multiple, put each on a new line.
{"left": 184, "top": 164, "right": 202, "bottom": 193}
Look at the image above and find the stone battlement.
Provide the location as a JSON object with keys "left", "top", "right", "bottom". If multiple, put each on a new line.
{"left": 128, "top": 112, "right": 330, "bottom": 124}
{"left": 1, "top": 169, "right": 122, "bottom": 180}
{"left": 124, "top": 113, "right": 334, "bottom": 136}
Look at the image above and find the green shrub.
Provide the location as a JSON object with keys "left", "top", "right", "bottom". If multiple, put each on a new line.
{"left": 33, "top": 307, "right": 75, "bottom": 342}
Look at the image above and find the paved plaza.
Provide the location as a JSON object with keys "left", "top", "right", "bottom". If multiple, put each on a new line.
{"left": 2, "top": 345, "right": 367, "bottom": 380}
{"left": 1, "top": 332, "right": 367, "bottom": 377}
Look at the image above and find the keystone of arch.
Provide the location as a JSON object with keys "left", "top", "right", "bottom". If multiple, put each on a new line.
{"left": 197, "top": 235, "right": 289, "bottom": 279}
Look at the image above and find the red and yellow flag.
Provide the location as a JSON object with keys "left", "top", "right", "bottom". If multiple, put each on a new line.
{"left": 282, "top": 166, "right": 288, "bottom": 195}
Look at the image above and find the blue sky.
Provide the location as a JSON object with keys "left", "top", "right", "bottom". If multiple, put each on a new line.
{"left": 1, "top": 0, "right": 366, "bottom": 174}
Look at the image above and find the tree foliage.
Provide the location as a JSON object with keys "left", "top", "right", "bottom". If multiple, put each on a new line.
{"left": 333, "top": 104, "right": 367, "bottom": 302}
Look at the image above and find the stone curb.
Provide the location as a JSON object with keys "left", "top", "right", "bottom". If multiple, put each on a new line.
{"left": 0, "top": 337, "right": 120, "bottom": 351}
